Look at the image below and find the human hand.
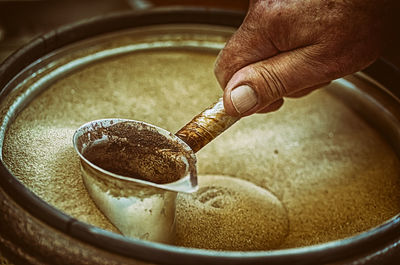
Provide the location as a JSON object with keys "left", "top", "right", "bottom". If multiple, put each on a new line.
{"left": 215, "top": 0, "right": 391, "bottom": 117}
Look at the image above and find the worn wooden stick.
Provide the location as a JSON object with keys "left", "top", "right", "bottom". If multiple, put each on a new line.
{"left": 175, "top": 98, "right": 240, "bottom": 153}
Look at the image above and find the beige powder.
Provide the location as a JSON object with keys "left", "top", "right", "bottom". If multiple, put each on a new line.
{"left": 176, "top": 174, "right": 289, "bottom": 250}
{"left": 3, "top": 49, "right": 400, "bottom": 250}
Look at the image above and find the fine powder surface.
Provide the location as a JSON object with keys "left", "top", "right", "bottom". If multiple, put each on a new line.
{"left": 176, "top": 174, "right": 289, "bottom": 250}
{"left": 80, "top": 121, "right": 189, "bottom": 184}
{"left": 3, "top": 49, "right": 400, "bottom": 250}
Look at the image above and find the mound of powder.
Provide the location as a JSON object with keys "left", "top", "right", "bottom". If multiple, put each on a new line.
{"left": 175, "top": 175, "right": 289, "bottom": 250}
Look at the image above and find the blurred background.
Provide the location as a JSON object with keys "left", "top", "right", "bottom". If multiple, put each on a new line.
{"left": 0, "top": 0, "right": 248, "bottom": 62}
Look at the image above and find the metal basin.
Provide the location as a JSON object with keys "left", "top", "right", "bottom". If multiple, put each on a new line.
{"left": 1, "top": 8, "right": 400, "bottom": 265}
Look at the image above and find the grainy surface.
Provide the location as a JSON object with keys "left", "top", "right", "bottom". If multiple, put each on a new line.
{"left": 3, "top": 49, "right": 400, "bottom": 250}
{"left": 80, "top": 121, "right": 189, "bottom": 184}
{"left": 176, "top": 174, "right": 289, "bottom": 250}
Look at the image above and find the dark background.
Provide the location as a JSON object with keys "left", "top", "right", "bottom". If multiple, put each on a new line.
{"left": 0, "top": 0, "right": 247, "bottom": 62}
{"left": 0, "top": 0, "right": 398, "bottom": 66}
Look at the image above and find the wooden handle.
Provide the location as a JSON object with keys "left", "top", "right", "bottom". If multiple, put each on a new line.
{"left": 175, "top": 98, "right": 239, "bottom": 153}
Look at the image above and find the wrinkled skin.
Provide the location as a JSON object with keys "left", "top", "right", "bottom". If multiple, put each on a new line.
{"left": 215, "top": 0, "right": 394, "bottom": 117}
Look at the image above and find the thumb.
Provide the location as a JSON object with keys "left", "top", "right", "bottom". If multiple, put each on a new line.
{"left": 223, "top": 46, "right": 335, "bottom": 117}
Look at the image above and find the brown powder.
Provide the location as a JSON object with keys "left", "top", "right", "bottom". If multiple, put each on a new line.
{"left": 80, "top": 121, "right": 189, "bottom": 184}
{"left": 2, "top": 49, "right": 400, "bottom": 250}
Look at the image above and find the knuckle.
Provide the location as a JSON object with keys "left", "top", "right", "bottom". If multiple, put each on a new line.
{"left": 254, "top": 64, "right": 287, "bottom": 101}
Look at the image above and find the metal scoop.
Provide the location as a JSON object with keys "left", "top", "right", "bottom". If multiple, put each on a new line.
{"left": 73, "top": 97, "right": 238, "bottom": 243}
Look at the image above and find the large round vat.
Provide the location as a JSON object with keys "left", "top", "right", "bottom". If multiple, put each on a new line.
{"left": 1, "top": 8, "right": 400, "bottom": 265}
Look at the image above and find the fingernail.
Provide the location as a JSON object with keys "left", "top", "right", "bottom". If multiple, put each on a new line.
{"left": 230, "top": 85, "right": 258, "bottom": 114}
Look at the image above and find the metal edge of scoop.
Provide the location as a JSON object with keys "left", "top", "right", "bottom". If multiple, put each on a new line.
{"left": 72, "top": 118, "right": 198, "bottom": 193}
